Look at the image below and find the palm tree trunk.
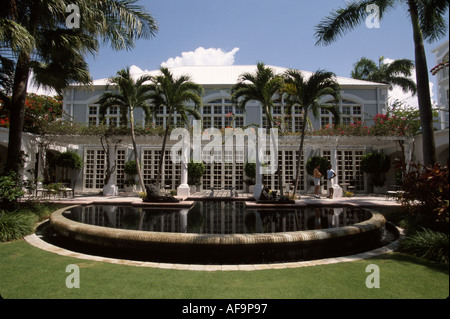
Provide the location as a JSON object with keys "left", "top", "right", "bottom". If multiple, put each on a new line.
{"left": 265, "top": 105, "right": 284, "bottom": 195}
{"left": 6, "top": 50, "right": 30, "bottom": 175}
{"left": 273, "top": 124, "right": 283, "bottom": 195}
{"left": 408, "top": 0, "right": 436, "bottom": 165}
{"left": 129, "top": 108, "right": 145, "bottom": 192}
{"left": 293, "top": 110, "right": 308, "bottom": 196}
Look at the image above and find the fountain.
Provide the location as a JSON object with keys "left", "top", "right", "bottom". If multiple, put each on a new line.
{"left": 44, "top": 201, "right": 396, "bottom": 265}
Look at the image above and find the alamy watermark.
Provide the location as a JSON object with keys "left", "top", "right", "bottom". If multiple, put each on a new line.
{"left": 170, "top": 120, "right": 279, "bottom": 174}
{"left": 365, "top": 264, "right": 380, "bottom": 288}
{"left": 65, "top": 264, "right": 80, "bottom": 288}
{"left": 365, "top": 4, "right": 381, "bottom": 29}
{"left": 66, "top": 4, "right": 80, "bottom": 29}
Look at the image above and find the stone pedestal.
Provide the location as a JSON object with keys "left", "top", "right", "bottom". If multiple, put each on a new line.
{"left": 177, "top": 184, "right": 190, "bottom": 198}
{"left": 332, "top": 185, "right": 342, "bottom": 198}
{"left": 103, "top": 183, "right": 118, "bottom": 196}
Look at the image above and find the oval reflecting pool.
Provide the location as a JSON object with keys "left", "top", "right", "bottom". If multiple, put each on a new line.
{"left": 62, "top": 201, "right": 372, "bottom": 234}
{"left": 45, "top": 201, "right": 394, "bottom": 265}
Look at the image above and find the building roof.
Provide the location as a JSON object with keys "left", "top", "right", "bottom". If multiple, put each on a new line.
{"left": 91, "top": 65, "right": 388, "bottom": 88}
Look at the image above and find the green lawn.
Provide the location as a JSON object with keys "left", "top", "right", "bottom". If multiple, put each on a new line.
{"left": 0, "top": 239, "right": 448, "bottom": 299}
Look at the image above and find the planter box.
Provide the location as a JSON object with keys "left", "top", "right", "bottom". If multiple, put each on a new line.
{"left": 189, "top": 185, "right": 202, "bottom": 193}
{"left": 124, "top": 185, "right": 137, "bottom": 193}
{"left": 373, "top": 185, "right": 387, "bottom": 194}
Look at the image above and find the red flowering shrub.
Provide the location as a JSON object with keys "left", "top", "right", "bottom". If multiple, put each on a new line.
{"left": 398, "top": 161, "right": 449, "bottom": 233}
{"left": 0, "top": 94, "right": 62, "bottom": 132}
{"left": 309, "top": 104, "right": 423, "bottom": 137}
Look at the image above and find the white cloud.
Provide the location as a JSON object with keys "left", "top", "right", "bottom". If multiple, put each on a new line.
{"left": 161, "top": 47, "right": 240, "bottom": 68}
{"left": 383, "top": 58, "right": 437, "bottom": 109}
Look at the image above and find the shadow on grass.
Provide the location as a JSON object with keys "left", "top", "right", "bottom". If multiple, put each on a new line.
{"left": 370, "top": 252, "right": 449, "bottom": 275}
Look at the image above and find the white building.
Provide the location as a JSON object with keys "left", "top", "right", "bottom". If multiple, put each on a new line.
{"left": 431, "top": 40, "right": 449, "bottom": 130}
{"left": 62, "top": 65, "right": 394, "bottom": 194}
{"left": 1, "top": 64, "right": 448, "bottom": 196}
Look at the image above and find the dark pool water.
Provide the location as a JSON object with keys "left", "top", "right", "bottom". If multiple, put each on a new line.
{"left": 62, "top": 201, "right": 372, "bottom": 234}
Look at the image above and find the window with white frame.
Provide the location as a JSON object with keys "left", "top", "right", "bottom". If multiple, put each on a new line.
{"left": 152, "top": 105, "right": 183, "bottom": 128}
{"left": 321, "top": 99, "right": 363, "bottom": 127}
{"left": 262, "top": 102, "right": 303, "bottom": 133}
{"left": 202, "top": 98, "right": 244, "bottom": 129}
{"left": 337, "top": 150, "right": 365, "bottom": 191}
{"left": 84, "top": 148, "right": 125, "bottom": 190}
{"left": 88, "top": 105, "right": 121, "bottom": 127}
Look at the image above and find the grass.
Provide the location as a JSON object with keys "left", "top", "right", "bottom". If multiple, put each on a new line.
{"left": 0, "top": 239, "right": 448, "bottom": 299}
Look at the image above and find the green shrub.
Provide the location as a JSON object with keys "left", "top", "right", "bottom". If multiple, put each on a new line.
{"left": 124, "top": 160, "right": 138, "bottom": 176}
{"left": 397, "top": 161, "right": 449, "bottom": 233}
{"left": 0, "top": 172, "right": 25, "bottom": 208}
{"left": 361, "top": 152, "right": 390, "bottom": 186}
{"left": 54, "top": 150, "right": 83, "bottom": 183}
{"left": 400, "top": 228, "right": 449, "bottom": 264}
{"left": 0, "top": 211, "right": 36, "bottom": 242}
{"left": 187, "top": 161, "right": 205, "bottom": 185}
{"left": 244, "top": 162, "right": 256, "bottom": 185}
{"left": 17, "top": 202, "right": 58, "bottom": 221}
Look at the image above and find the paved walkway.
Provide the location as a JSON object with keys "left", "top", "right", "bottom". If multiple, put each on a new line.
{"left": 33, "top": 191, "right": 402, "bottom": 207}
{"left": 24, "top": 191, "right": 403, "bottom": 271}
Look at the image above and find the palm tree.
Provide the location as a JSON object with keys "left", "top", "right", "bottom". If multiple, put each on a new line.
{"left": 351, "top": 56, "right": 417, "bottom": 95}
{"left": 147, "top": 67, "right": 203, "bottom": 190}
{"left": 314, "top": 0, "right": 449, "bottom": 165}
{"left": 2, "top": 0, "right": 158, "bottom": 175}
{"left": 97, "top": 67, "right": 153, "bottom": 192}
{"left": 283, "top": 69, "right": 341, "bottom": 195}
{"left": 231, "top": 62, "right": 284, "bottom": 195}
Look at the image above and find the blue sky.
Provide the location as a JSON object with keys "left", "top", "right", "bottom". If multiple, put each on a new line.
{"left": 82, "top": 0, "right": 448, "bottom": 103}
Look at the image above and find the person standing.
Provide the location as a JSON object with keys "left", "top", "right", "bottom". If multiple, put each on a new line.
{"left": 327, "top": 165, "right": 337, "bottom": 199}
{"left": 313, "top": 164, "right": 322, "bottom": 198}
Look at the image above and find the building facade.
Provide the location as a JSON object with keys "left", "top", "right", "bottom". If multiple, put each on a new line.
{"left": 2, "top": 64, "right": 447, "bottom": 196}
{"left": 60, "top": 65, "right": 398, "bottom": 195}
{"left": 431, "top": 40, "right": 449, "bottom": 130}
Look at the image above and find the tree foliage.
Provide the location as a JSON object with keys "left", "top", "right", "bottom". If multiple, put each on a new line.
{"left": 398, "top": 161, "right": 449, "bottom": 233}
{"left": 306, "top": 156, "right": 330, "bottom": 177}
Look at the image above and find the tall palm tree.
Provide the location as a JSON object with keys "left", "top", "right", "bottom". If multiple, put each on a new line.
{"left": 97, "top": 67, "right": 154, "bottom": 192}
{"left": 314, "top": 0, "right": 449, "bottom": 165}
{"left": 147, "top": 67, "right": 203, "bottom": 190}
{"left": 98, "top": 68, "right": 156, "bottom": 189}
{"left": 1, "top": 0, "right": 158, "bottom": 175}
{"left": 351, "top": 56, "right": 417, "bottom": 95}
{"left": 231, "top": 62, "right": 285, "bottom": 195}
{"left": 283, "top": 69, "right": 341, "bottom": 195}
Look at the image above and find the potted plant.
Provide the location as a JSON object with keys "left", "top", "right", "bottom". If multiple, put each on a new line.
{"left": 244, "top": 162, "right": 256, "bottom": 193}
{"left": 54, "top": 150, "right": 82, "bottom": 188}
{"left": 124, "top": 160, "right": 138, "bottom": 192}
{"left": 188, "top": 161, "right": 205, "bottom": 193}
{"left": 361, "top": 152, "right": 391, "bottom": 193}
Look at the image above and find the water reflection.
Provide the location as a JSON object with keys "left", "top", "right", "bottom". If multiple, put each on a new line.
{"left": 63, "top": 202, "right": 371, "bottom": 234}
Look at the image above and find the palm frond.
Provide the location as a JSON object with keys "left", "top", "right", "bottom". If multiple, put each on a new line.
{"left": 351, "top": 57, "right": 378, "bottom": 80}
{"left": 0, "top": 18, "right": 35, "bottom": 54}
{"left": 315, "top": 0, "right": 394, "bottom": 46}
{"left": 388, "top": 76, "right": 417, "bottom": 95}
{"left": 94, "top": 0, "right": 158, "bottom": 51}
{"left": 416, "top": 0, "right": 449, "bottom": 43}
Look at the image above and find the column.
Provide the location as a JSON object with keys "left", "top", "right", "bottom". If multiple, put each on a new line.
{"left": 103, "top": 141, "right": 118, "bottom": 196}
{"left": 254, "top": 131, "right": 263, "bottom": 199}
{"left": 177, "top": 130, "right": 190, "bottom": 198}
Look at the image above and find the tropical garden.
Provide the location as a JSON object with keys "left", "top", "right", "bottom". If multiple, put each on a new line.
{"left": 0, "top": 0, "right": 448, "bottom": 299}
